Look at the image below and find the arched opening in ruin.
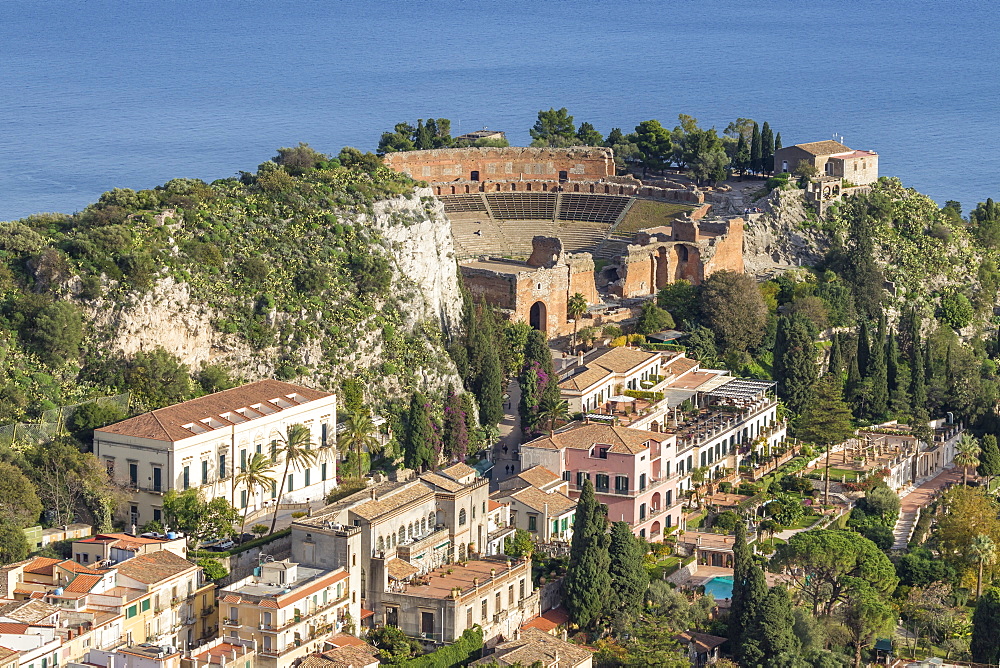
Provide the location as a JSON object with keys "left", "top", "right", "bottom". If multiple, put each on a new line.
{"left": 655, "top": 247, "right": 669, "bottom": 290}
{"left": 529, "top": 301, "right": 547, "bottom": 332}
{"left": 470, "top": 170, "right": 480, "bottom": 181}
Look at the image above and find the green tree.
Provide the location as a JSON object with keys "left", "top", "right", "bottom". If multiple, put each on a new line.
{"left": 682, "top": 128, "right": 730, "bottom": 186}
{"left": 234, "top": 453, "right": 275, "bottom": 532}
{"left": 700, "top": 271, "right": 768, "bottom": 354}
{"left": 567, "top": 292, "right": 588, "bottom": 351}
{"left": 828, "top": 333, "right": 843, "bottom": 378}
{"left": 940, "top": 291, "right": 974, "bottom": 329}
{"left": 633, "top": 119, "right": 673, "bottom": 174}
{"left": 774, "top": 530, "right": 898, "bottom": 616}
{"left": 121, "top": 347, "right": 193, "bottom": 410}
{"left": 576, "top": 122, "right": 603, "bottom": 146}
{"left": 197, "top": 557, "right": 229, "bottom": 581}
{"left": 761, "top": 122, "right": 775, "bottom": 176}
{"left": 529, "top": 108, "right": 577, "bottom": 147}
{"left": 269, "top": 423, "right": 317, "bottom": 533}
{"left": 31, "top": 301, "right": 84, "bottom": 366}
{"left": 749, "top": 122, "right": 762, "bottom": 174}
{"left": 0, "top": 462, "right": 42, "bottom": 527}
{"left": 27, "top": 439, "right": 125, "bottom": 529}
{"left": 841, "top": 577, "right": 896, "bottom": 668}
{"left": 730, "top": 522, "right": 753, "bottom": 648}
{"left": 733, "top": 133, "right": 750, "bottom": 175}
{"left": 0, "top": 521, "right": 29, "bottom": 565}
{"left": 972, "top": 587, "right": 1000, "bottom": 663}
{"left": 163, "top": 488, "right": 239, "bottom": 546}
{"left": 414, "top": 119, "right": 433, "bottom": 150}
{"left": 756, "top": 585, "right": 800, "bottom": 663}
{"left": 866, "top": 314, "right": 889, "bottom": 420}
{"left": 537, "top": 395, "right": 569, "bottom": 435}
{"left": 657, "top": 280, "right": 700, "bottom": 324}
{"left": 475, "top": 339, "right": 503, "bottom": 428}
{"left": 404, "top": 391, "right": 437, "bottom": 471}
{"left": 563, "top": 479, "right": 610, "bottom": 629}
{"left": 636, "top": 301, "right": 675, "bottom": 335}
{"left": 774, "top": 314, "right": 818, "bottom": 414}
{"left": 608, "top": 521, "right": 649, "bottom": 618}
{"left": 978, "top": 434, "right": 1000, "bottom": 486}
{"left": 273, "top": 143, "right": 329, "bottom": 175}
{"left": 970, "top": 534, "right": 997, "bottom": 599}
{"left": 774, "top": 132, "right": 783, "bottom": 152}
{"left": 735, "top": 565, "right": 768, "bottom": 666}
{"left": 442, "top": 389, "right": 470, "bottom": 462}
{"left": 797, "top": 374, "right": 854, "bottom": 504}
{"left": 955, "top": 433, "right": 981, "bottom": 486}
{"left": 504, "top": 528, "right": 534, "bottom": 559}
{"left": 338, "top": 408, "right": 379, "bottom": 480}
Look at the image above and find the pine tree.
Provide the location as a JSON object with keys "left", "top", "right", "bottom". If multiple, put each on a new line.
{"left": 735, "top": 565, "right": 768, "bottom": 666}
{"left": 404, "top": 391, "right": 436, "bottom": 471}
{"left": 755, "top": 586, "right": 800, "bottom": 662}
{"left": 828, "top": 333, "right": 843, "bottom": 378}
{"left": 750, "top": 122, "right": 762, "bottom": 175}
{"left": 564, "top": 479, "right": 611, "bottom": 629}
{"left": 797, "top": 374, "right": 855, "bottom": 504}
{"left": 734, "top": 133, "right": 749, "bottom": 175}
{"left": 972, "top": 587, "right": 1000, "bottom": 664}
{"left": 867, "top": 313, "right": 889, "bottom": 420}
{"left": 774, "top": 315, "right": 818, "bottom": 414}
{"left": 730, "top": 522, "right": 752, "bottom": 647}
{"left": 761, "top": 122, "right": 774, "bottom": 176}
{"left": 608, "top": 521, "right": 649, "bottom": 617}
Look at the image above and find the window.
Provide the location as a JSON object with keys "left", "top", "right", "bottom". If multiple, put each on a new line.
{"left": 495, "top": 591, "right": 501, "bottom": 613}
{"left": 321, "top": 463, "right": 327, "bottom": 481}
{"left": 562, "top": 471, "right": 571, "bottom": 481}
{"left": 666, "top": 490, "right": 672, "bottom": 506}
{"left": 219, "top": 454, "right": 226, "bottom": 479}
{"left": 240, "top": 449, "right": 247, "bottom": 472}
{"left": 126, "top": 605, "right": 138, "bottom": 619}
{"left": 153, "top": 509, "right": 161, "bottom": 522}
{"left": 398, "top": 527, "right": 405, "bottom": 544}
{"left": 240, "top": 490, "right": 247, "bottom": 509}
{"left": 519, "top": 579, "right": 525, "bottom": 599}
{"left": 576, "top": 471, "right": 589, "bottom": 487}
{"left": 595, "top": 474, "right": 609, "bottom": 493}
{"left": 459, "top": 509, "right": 467, "bottom": 526}
{"left": 665, "top": 461, "right": 671, "bottom": 477}
{"left": 129, "top": 463, "right": 138, "bottom": 486}
{"left": 700, "top": 451, "right": 707, "bottom": 467}
{"left": 640, "top": 503, "right": 647, "bottom": 521}
{"left": 152, "top": 467, "right": 162, "bottom": 493}
{"left": 687, "top": 455, "right": 692, "bottom": 470}
{"left": 552, "top": 519, "right": 558, "bottom": 535}
{"left": 202, "top": 460, "right": 209, "bottom": 485}
{"left": 271, "top": 480, "right": 277, "bottom": 498}
{"left": 467, "top": 607, "right": 473, "bottom": 628}
{"left": 287, "top": 474, "right": 294, "bottom": 492}
{"left": 528, "top": 515, "right": 537, "bottom": 531}
{"left": 141, "top": 599, "right": 151, "bottom": 612}
{"left": 183, "top": 466, "right": 190, "bottom": 490}
{"left": 509, "top": 584, "right": 515, "bottom": 605}
{"left": 561, "top": 517, "right": 568, "bottom": 532}
{"left": 304, "top": 469, "right": 311, "bottom": 486}
{"left": 615, "top": 475, "right": 629, "bottom": 493}
{"left": 481, "top": 599, "right": 488, "bottom": 620}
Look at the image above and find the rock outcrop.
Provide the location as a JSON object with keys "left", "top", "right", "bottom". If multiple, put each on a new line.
{"left": 742, "top": 189, "right": 831, "bottom": 278}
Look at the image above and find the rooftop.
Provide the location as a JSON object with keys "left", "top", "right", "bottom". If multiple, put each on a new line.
{"left": 0, "top": 600, "right": 58, "bottom": 624}
{"left": 95, "top": 379, "right": 333, "bottom": 442}
{"left": 504, "top": 487, "right": 576, "bottom": 516}
{"left": 471, "top": 627, "right": 592, "bottom": 667}
{"left": 222, "top": 565, "right": 347, "bottom": 606}
{"left": 115, "top": 550, "right": 197, "bottom": 584}
{"left": 789, "top": 140, "right": 852, "bottom": 156}
{"left": 391, "top": 557, "right": 527, "bottom": 601}
{"left": 523, "top": 422, "right": 665, "bottom": 455}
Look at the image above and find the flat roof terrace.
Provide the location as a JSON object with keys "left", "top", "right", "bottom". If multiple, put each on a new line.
{"left": 393, "top": 557, "right": 529, "bottom": 601}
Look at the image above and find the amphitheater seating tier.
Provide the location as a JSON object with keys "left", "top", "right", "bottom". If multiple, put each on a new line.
{"left": 484, "top": 193, "right": 557, "bottom": 220}
{"left": 557, "top": 194, "right": 631, "bottom": 224}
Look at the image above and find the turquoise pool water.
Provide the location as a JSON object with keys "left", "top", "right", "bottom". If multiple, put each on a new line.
{"left": 703, "top": 575, "right": 734, "bottom": 600}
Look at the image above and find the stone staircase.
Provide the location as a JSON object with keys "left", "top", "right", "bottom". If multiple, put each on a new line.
{"left": 892, "top": 508, "right": 918, "bottom": 550}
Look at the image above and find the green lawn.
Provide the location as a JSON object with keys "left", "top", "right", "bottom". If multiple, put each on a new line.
{"left": 647, "top": 556, "right": 681, "bottom": 580}
{"left": 615, "top": 199, "right": 695, "bottom": 236}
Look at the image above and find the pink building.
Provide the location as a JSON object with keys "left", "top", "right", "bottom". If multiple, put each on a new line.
{"left": 520, "top": 424, "right": 682, "bottom": 541}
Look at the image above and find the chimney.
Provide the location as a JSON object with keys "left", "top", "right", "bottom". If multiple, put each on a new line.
{"left": 577, "top": 350, "right": 584, "bottom": 367}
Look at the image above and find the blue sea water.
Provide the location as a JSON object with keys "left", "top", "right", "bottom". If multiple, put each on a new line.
{"left": 1, "top": 0, "right": 998, "bottom": 220}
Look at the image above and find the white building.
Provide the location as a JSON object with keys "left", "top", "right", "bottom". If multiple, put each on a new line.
{"left": 94, "top": 380, "right": 338, "bottom": 526}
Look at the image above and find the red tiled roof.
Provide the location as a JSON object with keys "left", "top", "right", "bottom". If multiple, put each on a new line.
{"left": 23, "top": 558, "right": 61, "bottom": 575}
{"left": 258, "top": 599, "right": 278, "bottom": 608}
{"left": 221, "top": 594, "right": 242, "bottom": 604}
{"left": 522, "top": 606, "right": 569, "bottom": 632}
{"left": 57, "top": 560, "right": 103, "bottom": 575}
{"left": 63, "top": 574, "right": 102, "bottom": 594}
{"left": 115, "top": 551, "right": 196, "bottom": 584}
{"left": 95, "top": 379, "right": 333, "bottom": 442}
{"left": 0, "top": 622, "right": 30, "bottom": 634}
{"left": 359, "top": 609, "right": 374, "bottom": 620}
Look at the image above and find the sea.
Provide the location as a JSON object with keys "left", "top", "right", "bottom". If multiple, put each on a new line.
{"left": 1, "top": 0, "right": 998, "bottom": 221}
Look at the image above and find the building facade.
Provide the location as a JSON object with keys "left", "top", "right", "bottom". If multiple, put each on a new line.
{"left": 773, "top": 140, "right": 878, "bottom": 185}
{"left": 94, "top": 380, "right": 338, "bottom": 527}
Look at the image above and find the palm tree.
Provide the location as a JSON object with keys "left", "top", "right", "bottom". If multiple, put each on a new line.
{"left": 234, "top": 453, "right": 275, "bottom": 533}
{"left": 567, "top": 293, "right": 588, "bottom": 353}
{"left": 338, "top": 408, "right": 380, "bottom": 480}
{"left": 971, "top": 533, "right": 997, "bottom": 599}
{"left": 537, "top": 396, "right": 569, "bottom": 435}
{"left": 689, "top": 466, "right": 708, "bottom": 509}
{"left": 759, "top": 518, "right": 780, "bottom": 546}
{"left": 269, "top": 423, "right": 318, "bottom": 534}
{"left": 955, "top": 433, "right": 981, "bottom": 486}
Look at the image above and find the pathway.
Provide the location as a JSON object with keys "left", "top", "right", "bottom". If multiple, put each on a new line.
{"left": 493, "top": 380, "right": 523, "bottom": 489}
{"left": 891, "top": 466, "right": 965, "bottom": 550}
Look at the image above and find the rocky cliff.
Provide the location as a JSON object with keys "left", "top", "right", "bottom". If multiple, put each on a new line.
{"left": 741, "top": 189, "right": 831, "bottom": 278}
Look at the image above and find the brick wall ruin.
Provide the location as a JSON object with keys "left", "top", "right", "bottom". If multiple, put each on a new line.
{"left": 384, "top": 146, "right": 614, "bottom": 184}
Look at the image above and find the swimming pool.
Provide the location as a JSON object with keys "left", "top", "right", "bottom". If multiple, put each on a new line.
{"left": 703, "top": 575, "right": 734, "bottom": 599}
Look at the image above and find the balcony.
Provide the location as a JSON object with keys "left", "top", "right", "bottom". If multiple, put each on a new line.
{"left": 395, "top": 526, "right": 450, "bottom": 562}
{"left": 201, "top": 606, "right": 215, "bottom": 617}
{"left": 222, "top": 618, "right": 242, "bottom": 628}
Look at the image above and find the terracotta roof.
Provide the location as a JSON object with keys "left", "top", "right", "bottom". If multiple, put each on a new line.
{"left": 664, "top": 356, "right": 699, "bottom": 377}
{"left": 325, "top": 633, "right": 371, "bottom": 649}
{"left": 472, "top": 627, "right": 592, "bottom": 667}
{"left": 488, "top": 500, "right": 503, "bottom": 512}
{"left": 300, "top": 646, "right": 378, "bottom": 668}
{"left": 507, "top": 487, "right": 576, "bottom": 516}
{"left": 829, "top": 149, "right": 875, "bottom": 160}
{"left": 675, "top": 630, "right": 727, "bottom": 652}
{"left": 558, "top": 364, "right": 612, "bottom": 392}
{"left": 789, "top": 140, "right": 852, "bottom": 156}
{"left": 523, "top": 423, "right": 663, "bottom": 455}
{"left": 95, "top": 379, "right": 333, "bottom": 442}
{"left": 56, "top": 560, "right": 103, "bottom": 575}
{"left": 440, "top": 463, "right": 476, "bottom": 480}
{"left": 521, "top": 606, "right": 570, "bottom": 632}
{"left": 0, "top": 622, "right": 30, "bottom": 634}
{"left": 0, "top": 647, "right": 17, "bottom": 663}
{"left": 588, "top": 347, "right": 659, "bottom": 374}
{"left": 258, "top": 599, "right": 278, "bottom": 608}
{"left": 359, "top": 608, "right": 374, "bottom": 619}
{"left": 22, "top": 558, "right": 61, "bottom": 575}
{"left": 221, "top": 594, "right": 242, "bottom": 604}
{"left": 349, "top": 482, "right": 435, "bottom": 521}
{"left": 515, "top": 466, "right": 562, "bottom": 490}
{"left": 420, "top": 472, "right": 464, "bottom": 493}
{"left": 386, "top": 558, "right": 419, "bottom": 581}
{"left": 63, "top": 574, "right": 103, "bottom": 594}
{"left": 0, "top": 600, "right": 58, "bottom": 624}
{"left": 115, "top": 551, "right": 196, "bottom": 584}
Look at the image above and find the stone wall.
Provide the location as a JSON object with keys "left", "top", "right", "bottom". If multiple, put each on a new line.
{"left": 384, "top": 146, "right": 614, "bottom": 183}
{"left": 432, "top": 179, "right": 704, "bottom": 204}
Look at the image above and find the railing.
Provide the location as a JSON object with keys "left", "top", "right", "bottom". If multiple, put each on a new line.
{"left": 201, "top": 606, "right": 215, "bottom": 617}
{"left": 222, "top": 618, "right": 241, "bottom": 627}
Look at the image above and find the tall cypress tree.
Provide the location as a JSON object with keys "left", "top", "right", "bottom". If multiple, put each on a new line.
{"left": 415, "top": 119, "right": 432, "bottom": 149}
{"left": 846, "top": 351, "right": 864, "bottom": 411}
{"left": 867, "top": 313, "right": 889, "bottom": 419}
{"left": 828, "top": 333, "right": 843, "bottom": 379}
{"left": 608, "top": 521, "right": 649, "bottom": 618}
{"left": 755, "top": 585, "right": 800, "bottom": 663}
{"left": 774, "top": 315, "right": 818, "bottom": 414}
{"left": 978, "top": 434, "right": 1000, "bottom": 484}
{"left": 856, "top": 320, "right": 871, "bottom": 376}
{"left": 774, "top": 132, "right": 782, "bottom": 152}
{"left": 730, "top": 522, "right": 752, "bottom": 647}
{"left": 735, "top": 565, "right": 768, "bottom": 666}
{"left": 734, "top": 133, "right": 749, "bottom": 174}
{"left": 404, "top": 391, "right": 436, "bottom": 471}
{"left": 886, "top": 328, "right": 900, "bottom": 394}
{"left": 761, "top": 122, "right": 774, "bottom": 176}
{"left": 750, "top": 122, "right": 762, "bottom": 175}
{"left": 475, "top": 341, "right": 503, "bottom": 427}
{"left": 564, "top": 479, "right": 611, "bottom": 629}
{"left": 911, "top": 318, "right": 928, "bottom": 414}
{"left": 972, "top": 587, "right": 1000, "bottom": 664}
{"left": 442, "top": 389, "right": 469, "bottom": 462}
{"left": 518, "top": 366, "right": 540, "bottom": 433}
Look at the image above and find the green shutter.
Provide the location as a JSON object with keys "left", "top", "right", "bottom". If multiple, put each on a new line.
{"left": 127, "top": 605, "right": 138, "bottom": 618}
{"left": 141, "top": 599, "right": 151, "bottom": 612}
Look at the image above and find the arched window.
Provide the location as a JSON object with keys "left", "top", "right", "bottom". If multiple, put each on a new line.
{"left": 376, "top": 536, "right": 384, "bottom": 552}
{"left": 398, "top": 527, "right": 405, "bottom": 544}
{"left": 420, "top": 518, "right": 426, "bottom": 534}
{"left": 459, "top": 509, "right": 467, "bottom": 526}
{"left": 407, "top": 524, "right": 413, "bottom": 539}
{"left": 428, "top": 512, "right": 436, "bottom": 528}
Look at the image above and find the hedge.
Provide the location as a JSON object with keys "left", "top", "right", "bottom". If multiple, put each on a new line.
{"left": 641, "top": 342, "right": 686, "bottom": 352}
{"left": 623, "top": 389, "right": 665, "bottom": 402}
{"left": 402, "top": 627, "right": 483, "bottom": 667}
{"left": 189, "top": 528, "right": 292, "bottom": 560}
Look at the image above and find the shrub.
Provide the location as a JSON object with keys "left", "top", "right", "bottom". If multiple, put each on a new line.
{"left": 939, "top": 291, "right": 974, "bottom": 329}
{"left": 197, "top": 557, "right": 229, "bottom": 581}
